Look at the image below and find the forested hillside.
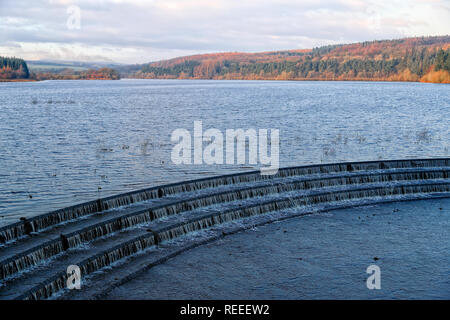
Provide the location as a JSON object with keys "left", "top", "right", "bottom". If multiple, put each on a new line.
{"left": 0, "top": 57, "right": 30, "bottom": 80}
{"left": 131, "top": 36, "right": 450, "bottom": 83}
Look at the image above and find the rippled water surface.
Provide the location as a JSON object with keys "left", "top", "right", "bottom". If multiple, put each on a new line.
{"left": 0, "top": 80, "right": 449, "bottom": 225}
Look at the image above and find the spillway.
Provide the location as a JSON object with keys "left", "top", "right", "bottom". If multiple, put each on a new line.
{"left": 0, "top": 158, "right": 449, "bottom": 300}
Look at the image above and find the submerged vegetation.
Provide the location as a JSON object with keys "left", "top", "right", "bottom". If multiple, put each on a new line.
{"left": 129, "top": 36, "right": 450, "bottom": 83}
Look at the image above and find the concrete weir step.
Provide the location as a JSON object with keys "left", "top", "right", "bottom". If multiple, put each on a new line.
{"left": 0, "top": 158, "right": 449, "bottom": 300}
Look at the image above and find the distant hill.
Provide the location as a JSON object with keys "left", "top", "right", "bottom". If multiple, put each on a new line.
{"left": 0, "top": 58, "right": 121, "bottom": 81}
{"left": 127, "top": 36, "right": 450, "bottom": 83}
{"left": 26, "top": 60, "right": 124, "bottom": 72}
{"left": 30, "top": 67, "right": 120, "bottom": 81}
{"left": 26, "top": 60, "right": 121, "bottom": 80}
{"left": 0, "top": 56, "right": 30, "bottom": 80}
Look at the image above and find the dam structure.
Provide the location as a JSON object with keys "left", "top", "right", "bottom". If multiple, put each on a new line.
{"left": 0, "top": 158, "right": 449, "bottom": 300}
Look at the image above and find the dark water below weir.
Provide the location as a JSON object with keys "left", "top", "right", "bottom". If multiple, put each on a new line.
{"left": 106, "top": 198, "right": 450, "bottom": 300}
{"left": 0, "top": 80, "right": 449, "bottom": 225}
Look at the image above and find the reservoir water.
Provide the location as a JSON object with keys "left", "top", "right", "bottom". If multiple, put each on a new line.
{"left": 0, "top": 80, "right": 449, "bottom": 225}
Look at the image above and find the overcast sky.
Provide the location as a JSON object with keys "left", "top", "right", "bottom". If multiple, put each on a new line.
{"left": 0, "top": 0, "right": 449, "bottom": 64}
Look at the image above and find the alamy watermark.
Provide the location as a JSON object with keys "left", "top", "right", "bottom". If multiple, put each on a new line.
{"left": 67, "top": 5, "right": 81, "bottom": 30}
{"left": 366, "top": 265, "right": 381, "bottom": 290}
{"left": 67, "top": 265, "right": 81, "bottom": 290}
{"left": 171, "top": 121, "right": 280, "bottom": 175}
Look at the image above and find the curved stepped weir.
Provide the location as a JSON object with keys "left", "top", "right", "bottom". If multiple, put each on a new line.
{"left": 0, "top": 159, "right": 449, "bottom": 300}
{"left": 1, "top": 168, "right": 448, "bottom": 281}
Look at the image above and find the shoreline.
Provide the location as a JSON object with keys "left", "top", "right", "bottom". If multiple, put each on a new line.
{"left": 1, "top": 77, "right": 448, "bottom": 84}
{"left": 0, "top": 78, "right": 120, "bottom": 82}
{"left": 125, "top": 77, "right": 450, "bottom": 84}
{"left": 0, "top": 79, "right": 38, "bottom": 82}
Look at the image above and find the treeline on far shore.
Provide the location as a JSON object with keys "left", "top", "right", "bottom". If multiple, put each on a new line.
{"left": 0, "top": 56, "right": 120, "bottom": 81}
{"left": 30, "top": 67, "right": 120, "bottom": 80}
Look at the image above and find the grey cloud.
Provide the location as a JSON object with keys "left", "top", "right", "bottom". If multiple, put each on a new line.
{"left": 0, "top": 0, "right": 447, "bottom": 63}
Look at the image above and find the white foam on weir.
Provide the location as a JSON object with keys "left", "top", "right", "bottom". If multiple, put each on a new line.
{"left": 153, "top": 183, "right": 450, "bottom": 243}
{"left": 1, "top": 241, "right": 65, "bottom": 281}
{"left": 0, "top": 247, "right": 66, "bottom": 285}
{"left": 23, "top": 235, "right": 157, "bottom": 300}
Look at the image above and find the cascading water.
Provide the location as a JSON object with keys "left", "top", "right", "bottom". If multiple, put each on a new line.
{"left": 0, "top": 159, "right": 449, "bottom": 300}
